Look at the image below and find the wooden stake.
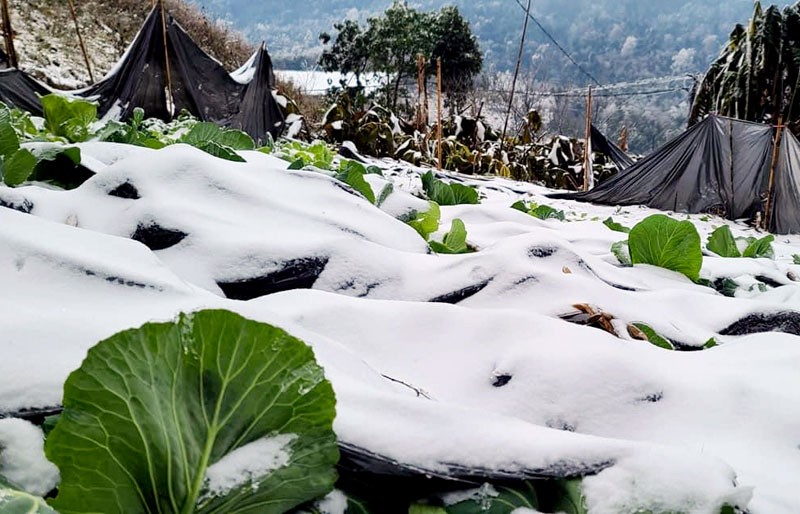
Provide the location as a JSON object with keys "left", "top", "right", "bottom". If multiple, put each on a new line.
{"left": 583, "top": 86, "right": 594, "bottom": 191}
{"left": 159, "top": 0, "right": 174, "bottom": 116}
{"left": 500, "top": 0, "right": 531, "bottom": 149}
{"left": 763, "top": 115, "right": 784, "bottom": 231}
{"left": 437, "top": 57, "right": 443, "bottom": 170}
{"left": 416, "top": 54, "right": 427, "bottom": 131}
{"left": 619, "top": 126, "right": 628, "bottom": 152}
{"left": 0, "top": 0, "right": 17, "bottom": 69}
{"left": 67, "top": 0, "right": 94, "bottom": 83}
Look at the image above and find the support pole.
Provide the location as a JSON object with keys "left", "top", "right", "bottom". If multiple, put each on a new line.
{"left": 500, "top": 0, "right": 531, "bottom": 148}
{"left": 159, "top": 0, "right": 174, "bottom": 116}
{"left": 416, "top": 54, "right": 427, "bottom": 131}
{"left": 763, "top": 115, "right": 784, "bottom": 231}
{"left": 0, "top": 0, "right": 17, "bottom": 69}
{"left": 437, "top": 57, "right": 443, "bottom": 170}
{"left": 583, "top": 86, "right": 594, "bottom": 191}
{"left": 67, "top": 0, "right": 94, "bottom": 83}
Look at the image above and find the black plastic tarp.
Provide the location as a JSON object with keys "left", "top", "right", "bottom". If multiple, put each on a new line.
{"left": 0, "top": 69, "right": 49, "bottom": 116}
{"left": 226, "top": 45, "right": 285, "bottom": 144}
{"left": 0, "top": 7, "right": 284, "bottom": 141}
{"left": 590, "top": 124, "right": 634, "bottom": 171}
{"left": 770, "top": 130, "right": 800, "bottom": 235}
{"left": 550, "top": 115, "right": 800, "bottom": 233}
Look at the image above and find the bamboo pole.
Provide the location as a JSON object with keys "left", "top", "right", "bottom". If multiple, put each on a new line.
{"left": 583, "top": 86, "right": 593, "bottom": 191}
{"left": 437, "top": 57, "right": 443, "bottom": 170}
{"left": 0, "top": 0, "right": 17, "bottom": 69}
{"left": 763, "top": 115, "right": 784, "bottom": 231}
{"left": 500, "top": 0, "right": 531, "bottom": 148}
{"left": 159, "top": 0, "right": 174, "bottom": 115}
{"left": 67, "top": 0, "right": 94, "bottom": 83}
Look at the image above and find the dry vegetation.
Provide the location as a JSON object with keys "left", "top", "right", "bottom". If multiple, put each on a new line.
{"left": 10, "top": 0, "right": 253, "bottom": 86}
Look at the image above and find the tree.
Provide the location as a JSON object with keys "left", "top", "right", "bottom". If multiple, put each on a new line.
{"left": 319, "top": 20, "right": 370, "bottom": 88}
{"left": 429, "top": 6, "right": 483, "bottom": 113}
{"left": 318, "top": 1, "right": 483, "bottom": 112}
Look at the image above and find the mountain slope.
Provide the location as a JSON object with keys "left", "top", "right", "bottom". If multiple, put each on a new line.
{"left": 9, "top": 0, "right": 252, "bottom": 88}
{"left": 190, "top": 0, "right": 771, "bottom": 84}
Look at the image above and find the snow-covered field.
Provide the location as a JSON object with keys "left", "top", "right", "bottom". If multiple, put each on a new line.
{"left": 1, "top": 142, "right": 799, "bottom": 513}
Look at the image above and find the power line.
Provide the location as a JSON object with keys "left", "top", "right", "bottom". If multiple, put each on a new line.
{"left": 512, "top": 0, "right": 602, "bottom": 87}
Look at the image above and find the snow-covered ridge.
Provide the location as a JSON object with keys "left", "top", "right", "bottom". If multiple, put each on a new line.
{"left": 0, "top": 143, "right": 799, "bottom": 512}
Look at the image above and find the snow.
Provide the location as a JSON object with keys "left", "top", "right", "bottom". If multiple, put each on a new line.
{"left": 0, "top": 143, "right": 799, "bottom": 512}
{"left": 275, "top": 70, "right": 385, "bottom": 95}
{"left": 0, "top": 419, "right": 59, "bottom": 496}
{"left": 202, "top": 433, "right": 297, "bottom": 497}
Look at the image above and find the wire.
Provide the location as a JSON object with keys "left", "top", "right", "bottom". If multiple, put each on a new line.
{"left": 512, "top": 0, "right": 602, "bottom": 87}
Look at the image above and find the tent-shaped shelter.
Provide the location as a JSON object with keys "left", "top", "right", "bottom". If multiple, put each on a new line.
{"left": 0, "top": 7, "right": 284, "bottom": 143}
{"left": 591, "top": 124, "right": 634, "bottom": 171}
{"left": 551, "top": 115, "right": 800, "bottom": 234}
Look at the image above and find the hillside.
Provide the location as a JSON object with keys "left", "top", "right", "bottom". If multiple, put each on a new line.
{"left": 190, "top": 0, "right": 771, "bottom": 83}
{"left": 9, "top": 0, "right": 252, "bottom": 88}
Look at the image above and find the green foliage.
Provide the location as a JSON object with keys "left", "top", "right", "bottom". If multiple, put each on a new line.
{"left": 318, "top": 2, "right": 482, "bottom": 109}
{"left": 443, "top": 482, "right": 540, "bottom": 513}
{"left": 278, "top": 140, "right": 336, "bottom": 170}
{"left": 0, "top": 148, "right": 37, "bottom": 186}
{"left": 707, "top": 226, "right": 774, "bottom": 259}
{"left": 421, "top": 171, "right": 480, "bottom": 205}
{"left": 336, "top": 159, "right": 376, "bottom": 204}
{"left": 510, "top": 200, "right": 565, "bottom": 221}
{"left": 611, "top": 240, "right": 632, "bottom": 265}
{"left": 603, "top": 217, "right": 630, "bottom": 233}
{"left": 741, "top": 234, "right": 775, "bottom": 258}
{"left": 41, "top": 95, "right": 97, "bottom": 143}
{"left": 46, "top": 309, "right": 338, "bottom": 514}
{"left": 407, "top": 201, "right": 441, "bottom": 240}
{"left": 0, "top": 476, "right": 57, "bottom": 514}
{"left": 429, "top": 218, "right": 472, "bottom": 254}
{"left": 690, "top": 2, "right": 795, "bottom": 127}
{"left": 707, "top": 226, "right": 741, "bottom": 257}
{"left": 632, "top": 323, "right": 675, "bottom": 350}
{"left": 793, "top": 254, "right": 800, "bottom": 265}
{"left": 179, "top": 122, "right": 255, "bottom": 162}
{"left": 628, "top": 215, "right": 703, "bottom": 281}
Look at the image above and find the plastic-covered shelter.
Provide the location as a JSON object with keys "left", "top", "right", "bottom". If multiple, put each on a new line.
{"left": 551, "top": 115, "right": 800, "bottom": 234}
{"left": 0, "top": 7, "right": 284, "bottom": 143}
{"left": 590, "top": 124, "right": 635, "bottom": 171}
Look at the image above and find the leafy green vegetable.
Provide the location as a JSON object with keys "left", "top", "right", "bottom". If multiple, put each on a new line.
{"left": 444, "top": 482, "right": 539, "bottom": 513}
{"left": 628, "top": 215, "right": 703, "bottom": 281}
{"left": 46, "top": 309, "right": 338, "bottom": 514}
{"left": 429, "top": 218, "right": 472, "bottom": 254}
{"left": 510, "top": 200, "right": 528, "bottom": 213}
{"left": 611, "top": 240, "right": 632, "bottom": 266}
{"left": 41, "top": 94, "right": 97, "bottom": 143}
{"left": 704, "top": 338, "right": 718, "bottom": 349}
{"left": 277, "top": 141, "right": 335, "bottom": 170}
{"left": 0, "top": 148, "right": 37, "bottom": 186}
{"left": 336, "top": 160, "right": 377, "bottom": 203}
{"left": 0, "top": 476, "right": 57, "bottom": 514}
{"left": 194, "top": 140, "right": 246, "bottom": 162}
{"left": 510, "top": 200, "right": 565, "bottom": 221}
{"left": 706, "top": 226, "right": 740, "bottom": 257}
{"left": 0, "top": 117, "right": 19, "bottom": 158}
{"left": 741, "top": 234, "right": 775, "bottom": 259}
{"left": 530, "top": 204, "right": 565, "bottom": 221}
{"left": 632, "top": 323, "right": 675, "bottom": 350}
{"left": 376, "top": 183, "right": 394, "bottom": 207}
{"left": 421, "top": 171, "right": 479, "bottom": 205}
{"left": 548, "top": 479, "right": 587, "bottom": 514}
{"left": 603, "top": 217, "right": 630, "bottom": 233}
{"left": 407, "top": 201, "right": 441, "bottom": 240}
{"left": 793, "top": 254, "right": 800, "bottom": 265}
